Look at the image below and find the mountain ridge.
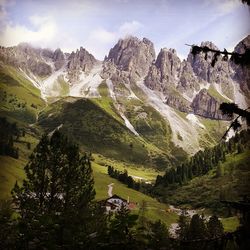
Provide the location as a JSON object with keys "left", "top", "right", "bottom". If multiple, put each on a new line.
{"left": 0, "top": 35, "right": 249, "bottom": 160}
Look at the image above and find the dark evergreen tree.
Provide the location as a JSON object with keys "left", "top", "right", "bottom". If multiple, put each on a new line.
{"left": 109, "top": 204, "right": 137, "bottom": 245}
{"left": 11, "top": 131, "right": 96, "bottom": 249}
{"left": 177, "top": 210, "right": 189, "bottom": 241}
{"left": 148, "top": 220, "right": 170, "bottom": 249}
{"left": 187, "top": 214, "right": 207, "bottom": 240}
{"left": 216, "top": 162, "right": 223, "bottom": 178}
{"left": 207, "top": 215, "right": 224, "bottom": 238}
{"left": 0, "top": 200, "right": 18, "bottom": 249}
{"left": 237, "top": 143, "right": 244, "bottom": 154}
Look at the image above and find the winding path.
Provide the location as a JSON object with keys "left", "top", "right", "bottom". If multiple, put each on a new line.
{"left": 107, "top": 183, "right": 114, "bottom": 197}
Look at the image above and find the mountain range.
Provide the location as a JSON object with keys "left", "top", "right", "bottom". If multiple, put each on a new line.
{"left": 0, "top": 35, "right": 249, "bottom": 169}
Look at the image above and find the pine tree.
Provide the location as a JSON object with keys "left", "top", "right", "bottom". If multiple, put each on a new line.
{"left": 109, "top": 204, "right": 137, "bottom": 244}
{"left": 187, "top": 214, "right": 207, "bottom": 240}
{"left": 136, "top": 200, "right": 149, "bottom": 246}
{"left": 207, "top": 215, "right": 224, "bottom": 238}
{"left": 0, "top": 200, "right": 18, "bottom": 249}
{"left": 177, "top": 210, "right": 189, "bottom": 240}
{"left": 148, "top": 220, "right": 170, "bottom": 249}
{"left": 237, "top": 143, "right": 244, "bottom": 154}
{"left": 11, "top": 131, "right": 96, "bottom": 248}
{"left": 216, "top": 162, "right": 223, "bottom": 178}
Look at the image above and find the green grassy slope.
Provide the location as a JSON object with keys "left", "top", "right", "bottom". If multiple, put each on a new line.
{"left": 38, "top": 97, "right": 151, "bottom": 165}
{"left": 92, "top": 162, "right": 178, "bottom": 225}
{"left": 38, "top": 96, "right": 176, "bottom": 168}
{"left": 96, "top": 81, "right": 188, "bottom": 166}
{"left": 94, "top": 154, "right": 163, "bottom": 182}
{"left": 0, "top": 133, "right": 39, "bottom": 199}
{"left": 208, "top": 85, "right": 230, "bottom": 103}
{"left": 0, "top": 63, "right": 45, "bottom": 125}
{"left": 157, "top": 150, "right": 250, "bottom": 212}
{"left": 0, "top": 137, "right": 178, "bottom": 226}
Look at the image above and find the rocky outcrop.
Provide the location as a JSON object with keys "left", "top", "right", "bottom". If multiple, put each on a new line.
{"left": 165, "top": 92, "right": 191, "bottom": 113}
{"left": 191, "top": 89, "right": 228, "bottom": 119}
{"left": 231, "top": 35, "right": 250, "bottom": 93}
{"left": 187, "top": 41, "right": 232, "bottom": 86}
{"left": 144, "top": 48, "right": 194, "bottom": 112}
{"left": 187, "top": 41, "right": 217, "bottom": 82}
{"left": 0, "top": 43, "right": 52, "bottom": 77}
{"left": 177, "top": 60, "right": 200, "bottom": 100}
{"left": 0, "top": 36, "right": 248, "bottom": 122}
{"left": 67, "top": 47, "right": 97, "bottom": 82}
{"left": 53, "top": 48, "right": 65, "bottom": 70}
{"left": 145, "top": 48, "right": 181, "bottom": 91}
{"left": 107, "top": 36, "right": 155, "bottom": 79}
{"left": 102, "top": 60, "right": 128, "bottom": 84}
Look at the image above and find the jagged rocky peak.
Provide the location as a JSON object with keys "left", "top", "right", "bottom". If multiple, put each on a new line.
{"left": 187, "top": 41, "right": 232, "bottom": 85}
{"left": 233, "top": 35, "right": 250, "bottom": 54}
{"left": 68, "top": 47, "right": 97, "bottom": 71}
{"left": 144, "top": 47, "right": 181, "bottom": 91}
{"left": 67, "top": 47, "right": 98, "bottom": 82}
{"left": 0, "top": 43, "right": 52, "bottom": 77}
{"left": 41, "top": 48, "right": 54, "bottom": 59}
{"left": 53, "top": 48, "right": 65, "bottom": 70}
{"left": 231, "top": 35, "right": 250, "bottom": 93}
{"left": 155, "top": 48, "right": 181, "bottom": 80}
{"left": 107, "top": 36, "right": 155, "bottom": 78}
{"left": 177, "top": 60, "right": 200, "bottom": 98}
{"left": 191, "top": 89, "right": 229, "bottom": 120}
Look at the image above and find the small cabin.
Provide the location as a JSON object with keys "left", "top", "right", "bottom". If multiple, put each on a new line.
{"left": 105, "top": 194, "right": 128, "bottom": 212}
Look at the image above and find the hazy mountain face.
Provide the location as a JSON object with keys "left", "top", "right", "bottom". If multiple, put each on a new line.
{"left": 0, "top": 35, "right": 249, "bottom": 158}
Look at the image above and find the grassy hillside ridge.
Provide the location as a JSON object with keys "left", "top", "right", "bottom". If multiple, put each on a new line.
{"left": 37, "top": 97, "right": 176, "bottom": 168}
{"left": 94, "top": 154, "right": 162, "bottom": 182}
{"left": 208, "top": 85, "right": 230, "bottom": 103}
{"left": 155, "top": 150, "right": 250, "bottom": 213}
{"left": 0, "top": 111, "right": 242, "bottom": 233}
{"left": 38, "top": 97, "right": 150, "bottom": 164}
{"left": 92, "top": 162, "right": 178, "bottom": 225}
{"left": 96, "top": 81, "right": 184, "bottom": 166}
{"left": 0, "top": 64, "right": 45, "bottom": 125}
{"left": 93, "top": 81, "right": 124, "bottom": 123}
{"left": 92, "top": 156, "right": 239, "bottom": 232}
{"left": 0, "top": 132, "right": 39, "bottom": 199}
{"left": 0, "top": 132, "right": 178, "bottom": 226}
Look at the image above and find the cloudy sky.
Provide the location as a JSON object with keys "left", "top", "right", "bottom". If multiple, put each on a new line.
{"left": 0, "top": 0, "right": 249, "bottom": 60}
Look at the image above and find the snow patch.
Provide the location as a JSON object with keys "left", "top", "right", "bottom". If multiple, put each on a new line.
{"left": 136, "top": 80, "right": 202, "bottom": 154}
{"left": 182, "top": 81, "right": 210, "bottom": 103}
{"left": 106, "top": 79, "right": 117, "bottom": 101}
{"left": 120, "top": 113, "right": 139, "bottom": 136}
{"left": 182, "top": 93, "right": 193, "bottom": 102}
{"left": 232, "top": 80, "right": 247, "bottom": 109}
{"left": 48, "top": 124, "right": 63, "bottom": 137}
{"left": 186, "top": 114, "right": 205, "bottom": 129}
{"left": 225, "top": 127, "right": 235, "bottom": 142}
{"left": 124, "top": 83, "right": 140, "bottom": 100}
{"left": 106, "top": 79, "right": 139, "bottom": 136}
{"left": 200, "top": 82, "right": 210, "bottom": 90}
{"left": 42, "top": 64, "right": 68, "bottom": 98}
{"left": 213, "top": 82, "right": 233, "bottom": 102}
{"left": 69, "top": 64, "right": 103, "bottom": 98}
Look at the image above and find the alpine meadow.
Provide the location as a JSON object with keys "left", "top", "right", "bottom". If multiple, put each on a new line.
{"left": 0, "top": 0, "right": 250, "bottom": 249}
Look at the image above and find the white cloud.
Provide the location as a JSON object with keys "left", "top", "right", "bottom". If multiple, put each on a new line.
{"left": 0, "top": 15, "right": 57, "bottom": 47}
{"left": 204, "top": 0, "right": 241, "bottom": 14}
{"left": 29, "top": 15, "right": 51, "bottom": 27}
{"left": 0, "top": 0, "right": 15, "bottom": 24}
{"left": 88, "top": 28, "right": 116, "bottom": 44}
{"left": 118, "top": 21, "right": 143, "bottom": 36}
{"left": 84, "top": 20, "right": 143, "bottom": 59}
{"left": 0, "top": 1, "right": 7, "bottom": 19}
